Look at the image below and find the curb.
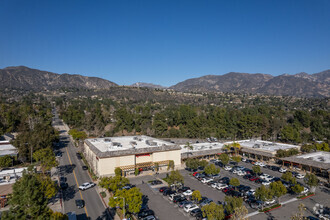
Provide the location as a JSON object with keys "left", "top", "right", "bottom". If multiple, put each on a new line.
{"left": 263, "top": 205, "right": 282, "bottom": 213}
{"left": 299, "top": 194, "right": 315, "bottom": 200}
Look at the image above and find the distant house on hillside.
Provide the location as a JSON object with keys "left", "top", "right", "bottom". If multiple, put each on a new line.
{"left": 0, "top": 141, "right": 18, "bottom": 157}
{"left": 0, "top": 133, "right": 15, "bottom": 141}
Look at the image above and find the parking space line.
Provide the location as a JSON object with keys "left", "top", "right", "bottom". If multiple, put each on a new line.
{"left": 65, "top": 147, "right": 89, "bottom": 217}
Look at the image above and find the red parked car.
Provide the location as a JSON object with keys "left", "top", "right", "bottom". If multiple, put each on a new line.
{"left": 222, "top": 187, "right": 234, "bottom": 193}
{"left": 193, "top": 172, "right": 199, "bottom": 176}
{"left": 249, "top": 176, "right": 259, "bottom": 181}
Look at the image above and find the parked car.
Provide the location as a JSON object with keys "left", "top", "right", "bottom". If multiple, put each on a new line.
{"left": 142, "top": 216, "right": 156, "bottom": 220}
{"left": 265, "top": 199, "right": 276, "bottom": 206}
{"left": 250, "top": 200, "right": 263, "bottom": 209}
{"left": 243, "top": 174, "right": 253, "bottom": 179}
{"left": 159, "top": 187, "right": 169, "bottom": 192}
{"left": 224, "top": 166, "right": 232, "bottom": 171}
{"left": 178, "top": 186, "right": 190, "bottom": 193}
{"left": 200, "top": 198, "right": 213, "bottom": 207}
{"left": 241, "top": 158, "right": 247, "bottom": 162}
{"left": 301, "top": 187, "right": 309, "bottom": 194}
{"left": 184, "top": 204, "right": 199, "bottom": 213}
{"left": 82, "top": 165, "right": 88, "bottom": 170}
{"left": 271, "top": 166, "right": 280, "bottom": 171}
{"left": 201, "top": 178, "right": 214, "bottom": 184}
{"left": 249, "top": 176, "right": 259, "bottom": 181}
{"left": 216, "top": 183, "right": 228, "bottom": 190}
{"left": 75, "top": 199, "right": 85, "bottom": 209}
{"left": 296, "top": 174, "right": 305, "bottom": 179}
{"left": 178, "top": 200, "right": 192, "bottom": 208}
{"left": 151, "top": 180, "right": 162, "bottom": 185}
{"left": 183, "top": 189, "right": 194, "bottom": 196}
{"left": 279, "top": 167, "right": 287, "bottom": 173}
{"left": 138, "top": 209, "right": 155, "bottom": 219}
{"left": 262, "top": 181, "right": 271, "bottom": 186}
{"left": 190, "top": 208, "right": 202, "bottom": 217}
{"left": 79, "top": 182, "right": 95, "bottom": 191}
{"left": 173, "top": 196, "right": 186, "bottom": 203}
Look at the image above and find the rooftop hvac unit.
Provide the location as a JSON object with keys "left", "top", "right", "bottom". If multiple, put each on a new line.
{"left": 112, "top": 142, "right": 121, "bottom": 147}
{"left": 318, "top": 157, "right": 325, "bottom": 162}
{"left": 252, "top": 144, "right": 260, "bottom": 148}
{"left": 104, "top": 138, "right": 111, "bottom": 142}
{"left": 133, "top": 137, "right": 138, "bottom": 140}
{"left": 130, "top": 141, "right": 137, "bottom": 145}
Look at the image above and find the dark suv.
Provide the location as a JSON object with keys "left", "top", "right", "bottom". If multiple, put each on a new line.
{"left": 138, "top": 209, "right": 155, "bottom": 219}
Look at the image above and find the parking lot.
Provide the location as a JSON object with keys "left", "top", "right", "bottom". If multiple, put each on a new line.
{"left": 129, "top": 158, "right": 329, "bottom": 220}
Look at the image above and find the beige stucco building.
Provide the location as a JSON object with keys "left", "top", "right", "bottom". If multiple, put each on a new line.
{"left": 83, "top": 135, "right": 181, "bottom": 177}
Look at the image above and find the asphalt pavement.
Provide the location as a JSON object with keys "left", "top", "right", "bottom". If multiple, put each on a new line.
{"left": 53, "top": 110, "right": 111, "bottom": 220}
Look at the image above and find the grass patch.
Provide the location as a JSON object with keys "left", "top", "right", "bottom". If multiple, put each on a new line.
{"left": 259, "top": 204, "right": 281, "bottom": 212}
{"left": 100, "top": 191, "right": 106, "bottom": 198}
{"left": 297, "top": 192, "right": 314, "bottom": 199}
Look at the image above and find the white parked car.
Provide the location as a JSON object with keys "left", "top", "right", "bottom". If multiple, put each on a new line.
{"left": 233, "top": 169, "right": 239, "bottom": 174}
{"left": 259, "top": 162, "right": 266, "bottom": 167}
{"left": 301, "top": 187, "right": 309, "bottom": 194}
{"left": 296, "top": 174, "right": 305, "bottom": 179}
{"left": 241, "top": 158, "right": 247, "bottom": 162}
{"left": 211, "top": 183, "right": 219, "bottom": 189}
{"left": 183, "top": 190, "right": 193, "bottom": 196}
{"left": 184, "top": 204, "right": 199, "bottom": 213}
{"left": 264, "top": 176, "right": 274, "bottom": 181}
{"left": 78, "top": 182, "right": 96, "bottom": 191}
{"left": 217, "top": 184, "right": 228, "bottom": 190}
{"left": 265, "top": 199, "right": 276, "bottom": 205}
{"left": 262, "top": 181, "right": 271, "bottom": 186}
{"left": 279, "top": 167, "right": 287, "bottom": 173}
{"left": 237, "top": 171, "right": 245, "bottom": 176}
{"left": 201, "top": 178, "right": 213, "bottom": 184}
{"left": 224, "top": 166, "right": 232, "bottom": 171}
{"left": 259, "top": 174, "right": 271, "bottom": 180}
{"left": 247, "top": 189, "right": 255, "bottom": 196}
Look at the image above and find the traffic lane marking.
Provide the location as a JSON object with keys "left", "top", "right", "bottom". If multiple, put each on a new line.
{"left": 65, "top": 147, "right": 89, "bottom": 217}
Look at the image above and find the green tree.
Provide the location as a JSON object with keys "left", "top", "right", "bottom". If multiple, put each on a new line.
{"left": 68, "top": 129, "right": 87, "bottom": 140}
{"left": 204, "top": 163, "right": 220, "bottom": 175}
{"left": 304, "top": 173, "right": 318, "bottom": 192}
{"left": 99, "top": 176, "right": 129, "bottom": 192}
{"left": 252, "top": 165, "right": 261, "bottom": 175}
{"left": 37, "top": 175, "right": 58, "bottom": 200}
{"left": 33, "top": 148, "right": 58, "bottom": 174}
{"left": 231, "top": 156, "right": 241, "bottom": 163}
{"left": 2, "top": 170, "right": 52, "bottom": 219}
{"left": 168, "top": 160, "right": 175, "bottom": 170}
{"left": 0, "top": 155, "right": 12, "bottom": 168}
{"left": 192, "top": 190, "right": 202, "bottom": 203}
{"left": 282, "top": 172, "right": 297, "bottom": 185}
{"left": 231, "top": 205, "right": 249, "bottom": 220}
{"left": 269, "top": 181, "right": 287, "bottom": 203}
{"left": 109, "top": 187, "right": 143, "bottom": 214}
{"left": 115, "top": 167, "right": 122, "bottom": 177}
{"left": 168, "top": 170, "right": 184, "bottom": 186}
{"left": 185, "top": 158, "right": 199, "bottom": 170}
{"left": 224, "top": 196, "right": 243, "bottom": 215}
{"left": 291, "top": 184, "right": 304, "bottom": 194}
{"left": 255, "top": 185, "right": 273, "bottom": 209}
{"left": 229, "top": 178, "right": 240, "bottom": 187}
{"left": 201, "top": 202, "right": 225, "bottom": 220}
{"left": 198, "top": 160, "right": 208, "bottom": 168}
{"left": 218, "top": 153, "right": 229, "bottom": 165}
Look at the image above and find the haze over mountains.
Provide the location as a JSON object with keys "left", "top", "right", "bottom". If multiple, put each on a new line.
{"left": 0, "top": 66, "right": 329, "bottom": 97}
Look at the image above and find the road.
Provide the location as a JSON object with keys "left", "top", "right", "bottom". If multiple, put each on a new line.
{"left": 52, "top": 109, "right": 111, "bottom": 220}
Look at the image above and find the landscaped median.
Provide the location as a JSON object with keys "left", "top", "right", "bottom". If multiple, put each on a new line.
{"left": 259, "top": 204, "right": 282, "bottom": 213}
{"left": 297, "top": 192, "right": 315, "bottom": 200}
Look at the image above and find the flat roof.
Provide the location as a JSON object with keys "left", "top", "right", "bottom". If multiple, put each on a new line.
{"left": 85, "top": 135, "right": 181, "bottom": 158}
{"left": 180, "top": 142, "right": 225, "bottom": 159}
{"left": 0, "top": 141, "right": 18, "bottom": 157}
{"left": 225, "top": 140, "right": 299, "bottom": 153}
{"left": 282, "top": 152, "right": 330, "bottom": 170}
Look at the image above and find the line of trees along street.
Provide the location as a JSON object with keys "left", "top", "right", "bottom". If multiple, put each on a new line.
{"left": 56, "top": 96, "right": 329, "bottom": 144}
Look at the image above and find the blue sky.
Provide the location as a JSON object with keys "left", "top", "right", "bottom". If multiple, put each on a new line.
{"left": 0, "top": 0, "right": 329, "bottom": 86}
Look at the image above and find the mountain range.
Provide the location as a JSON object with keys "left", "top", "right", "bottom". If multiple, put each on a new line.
{"left": 0, "top": 66, "right": 329, "bottom": 97}
{"left": 0, "top": 66, "right": 117, "bottom": 90}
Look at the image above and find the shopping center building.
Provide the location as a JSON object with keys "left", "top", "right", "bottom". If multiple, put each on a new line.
{"left": 83, "top": 135, "right": 181, "bottom": 177}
